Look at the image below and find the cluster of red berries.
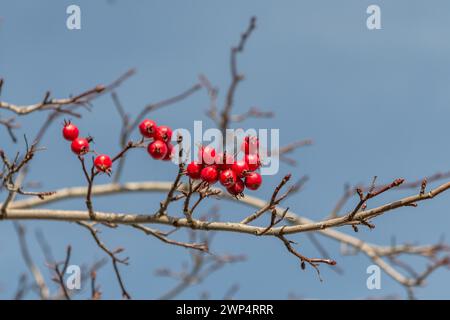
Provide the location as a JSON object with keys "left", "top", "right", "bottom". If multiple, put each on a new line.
{"left": 139, "top": 119, "right": 174, "bottom": 161}
{"left": 63, "top": 118, "right": 263, "bottom": 196}
{"left": 62, "top": 121, "right": 112, "bottom": 174}
{"left": 186, "top": 136, "right": 263, "bottom": 196}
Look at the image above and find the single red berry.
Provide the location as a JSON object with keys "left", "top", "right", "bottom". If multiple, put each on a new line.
{"left": 154, "top": 125, "right": 173, "bottom": 143}
{"left": 71, "top": 137, "right": 90, "bottom": 155}
{"left": 241, "top": 136, "right": 259, "bottom": 155}
{"left": 94, "top": 154, "right": 112, "bottom": 173}
{"left": 139, "top": 119, "right": 157, "bottom": 138}
{"left": 219, "top": 169, "right": 237, "bottom": 188}
{"left": 147, "top": 140, "right": 168, "bottom": 160}
{"left": 198, "top": 145, "right": 216, "bottom": 165}
{"left": 186, "top": 161, "right": 203, "bottom": 179}
{"left": 62, "top": 120, "right": 79, "bottom": 141}
{"left": 227, "top": 178, "right": 245, "bottom": 196}
{"left": 244, "top": 153, "right": 261, "bottom": 171}
{"left": 163, "top": 143, "right": 175, "bottom": 161}
{"left": 245, "top": 172, "right": 262, "bottom": 190}
{"left": 231, "top": 160, "right": 249, "bottom": 178}
{"left": 200, "top": 166, "right": 219, "bottom": 184}
{"left": 214, "top": 152, "right": 234, "bottom": 170}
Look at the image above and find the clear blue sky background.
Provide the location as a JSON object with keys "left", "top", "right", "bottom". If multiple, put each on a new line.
{"left": 1, "top": 0, "right": 450, "bottom": 299}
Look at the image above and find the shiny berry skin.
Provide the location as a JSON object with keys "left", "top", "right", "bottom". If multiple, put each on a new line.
{"left": 94, "top": 154, "right": 112, "bottom": 173}
{"left": 214, "top": 152, "right": 234, "bottom": 170}
{"left": 245, "top": 172, "right": 262, "bottom": 190}
{"left": 147, "top": 140, "right": 168, "bottom": 160}
{"left": 198, "top": 145, "right": 216, "bottom": 165}
{"left": 154, "top": 125, "right": 173, "bottom": 143}
{"left": 200, "top": 166, "right": 219, "bottom": 184}
{"left": 227, "top": 178, "right": 245, "bottom": 196}
{"left": 231, "top": 160, "right": 249, "bottom": 178}
{"left": 62, "top": 121, "right": 79, "bottom": 141}
{"left": 244, "top": 153, "right": 261, "bottom": 171}
{"left": 219, "top": 169, "right": 237, "bottom": 188}
{"left": 139, "top": 119, "right": 157, "bottom": 138}
{"left": 71, "top": 137, "right": 90, "bottom": 155}
{"left": 163, "top": 143, "right": 174, "bottom": 161}
{"left": 241, "top": 136, "right": 259, "bottom": 155}
{"left": 186, "top": 161, "right": 203, "bottom": 179}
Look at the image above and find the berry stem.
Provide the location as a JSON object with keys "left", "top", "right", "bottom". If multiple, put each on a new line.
{"left": 78, "top": 156, "right": 96, "bottom": 220}
{"left": 158, "top": 135, "right": 185, "bottom": 217}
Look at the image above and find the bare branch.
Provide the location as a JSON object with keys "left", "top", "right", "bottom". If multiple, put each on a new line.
{"left": 219, "top": 16, "right": 257, "bottom": 134}
{"left": 76, "top": 221, "right": 131, "bottom": 299}
{"left": 131, "top": 224, "right": 208, "bottom": 252}
{"left": 13, "top": 222, "right": 50, "bottom": 299}
{"left": 277, "top": 234, "right": 336, "bottom": 280}
{"left": 0, "top": 70, "right": 134, "bottom": 116}
{"left": 6, "top": 178, "right": 450, "bottom": 290}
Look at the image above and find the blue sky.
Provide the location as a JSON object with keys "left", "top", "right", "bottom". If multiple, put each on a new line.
{"left": 1, "top": 0, "right": 450, "bottom": 299}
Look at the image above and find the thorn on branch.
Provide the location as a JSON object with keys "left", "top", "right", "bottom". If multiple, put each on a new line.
{"left": 42, "top": 91, "right": 51, "bottom": 105}
{"left": 420, "top": 178, "right": 427, "bottom": 195}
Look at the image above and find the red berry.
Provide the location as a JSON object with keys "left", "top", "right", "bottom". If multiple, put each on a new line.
{"left": 245, "top": 172, "right": 262, "bottom": 190}
{"left": 139, "top": 119, "right": 157, "bottom": 138}
{"left": 214, "top": 152, "right": 234, "bottom": 170}
{"left": 71, "top": 137, "right": 90, "bottom": 155}
{"left": 163, "top": 143, "right": 175, "bottom": 161}
{"left": 186, "top": 161, "right": 203, "bottom": 179}
{"left": 244, "top": 153, "right": 261, "bottom": 171}
{"left": 198, "top": 145, "right": 216, "bottom": 165}
{"left": 154, "top": 125, "right": 173, "bottom": 143}
{"left": 94, "top": 154, "right": 112, "bottom": 173}
{"left": 227, "top": 178, "right": 245, "bottom": 196}
{"left": 147, "top": 140, "right": 168, "bottom": 160}
{"left": 231, "top": 160, "right": 249, "bottom": 178}
{"left": 241, "top": 136, "right": 259, "bottom": 155}
{"left": 62, "top": 120, "right": 79, "bottom": 141}
{"left": 219, "top": 169, "right": 237, "bottom": 188}
{"left": 200, "top": 166, "right": 219, "bottom": 184}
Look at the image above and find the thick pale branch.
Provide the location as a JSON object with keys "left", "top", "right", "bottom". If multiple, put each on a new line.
{"left": 5, "top": 179, "right": 450, "bottom": 287}
{"left": 8, "top": 180, "right": 450, "bottom": 236}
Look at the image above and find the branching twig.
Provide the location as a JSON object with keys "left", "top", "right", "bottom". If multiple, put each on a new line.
{"left": 346, "top": 178, "right": 405, "bottom": 229}
{"left": 219, "top": 16, "right": 257, "bottom": 135}
{"left": 0, "top": 69, "right": 134, "bottom": 116}
{"left": 112, "top": 83, "right": 201, "bottom": 182}
{"left": 0, "top": 115, "right": 20, "bottom": 142}
{"left": 277, "top": 234, "right": 336, "bottom": 281}
{"left": 240, "top": 173, "right": 293, "bottom": 224}
{"left": 131, "top": 224, "right": 208, "bottom": 252}
{"left": 76, "top": 221, "right": 131, "bottom": 299}
{"left": 158, "top": 135, "right": 185, "bottom": 216}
